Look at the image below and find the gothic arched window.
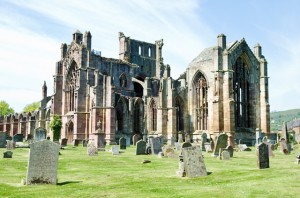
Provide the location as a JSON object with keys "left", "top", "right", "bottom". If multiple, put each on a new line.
{"left": 149, "top": 100, "right": 157, "bottom": 131}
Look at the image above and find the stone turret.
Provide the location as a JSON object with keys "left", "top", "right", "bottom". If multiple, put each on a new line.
{"left": 84, "top": 31, "right": 92, "bottom": 50}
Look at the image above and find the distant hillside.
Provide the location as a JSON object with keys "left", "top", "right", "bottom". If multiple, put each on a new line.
{"left": 270, "top": 109, "right": 300, "bottom": 131}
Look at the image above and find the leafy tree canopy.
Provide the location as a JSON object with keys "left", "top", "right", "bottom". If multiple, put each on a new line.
{"left": 0, "top": 100, "right": 15, "bottom": 116}
{"left": 50, "top": 114, "right": 62, "bottom": 141}
{"left": 23, "top": 101, "right": 40, "bottom": 113}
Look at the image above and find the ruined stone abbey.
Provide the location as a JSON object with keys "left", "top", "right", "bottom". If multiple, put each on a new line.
{"left": 0, "top": 30, "right": 270, "bottom": 145}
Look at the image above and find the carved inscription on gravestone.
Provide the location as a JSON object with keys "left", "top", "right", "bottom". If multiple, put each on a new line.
{"left": 26, "top": 140, "right": 60, "bottom": 185}
{"left": 182, "top": 146, "right": 207, "bottom": 177}
{"left": 257, "top": 143, "right": 269, "bottom": 169}
{"left": 34, "top": 127, "right": 46, "bottom": 142}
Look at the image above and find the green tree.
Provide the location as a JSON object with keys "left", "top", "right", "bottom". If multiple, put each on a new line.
{"left": 23, "top": 101, "right": 40, "bottom": 113}
{"left": 49, "top": 114, "right": 62, "bottom": 141}
{"left": 0, "top": 100, "right": 14, "bottom": 116}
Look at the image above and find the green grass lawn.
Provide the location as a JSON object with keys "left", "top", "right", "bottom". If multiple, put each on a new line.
{"left": 0, "top": 144, "right": 300, "bottom": 198}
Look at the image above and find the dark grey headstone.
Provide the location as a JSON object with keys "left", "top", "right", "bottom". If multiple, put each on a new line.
{"left": 150, "top": 137, "right": 162, "bottom": 155}
{"left": 3, "top": 151, "right": 13, "bottom": 158}
{"left": 0, "top": 132, "right": 6, "bottom": 148}
{"left": 125, "top": 136, "right": 130, "bottom": 146}
{"left": 26, "top": 140, "right": 60, "bottom": 185}
{"left": 181, "top": 146, "right": 207, "bottom": 177}
{"left": 119, "top": 137, "right": 126, "bottom": 149}
{"left": 34, "top": 127, "right": 46, "bottom": 142}
{"left": 6, "top": 136, "right": 12, "bottom": 141}
{"left": 73, "top": 139, "right": 80, "bottom": 147}
{"left": 182, "top": 142, "right": 192, "bottom": 149}
{"left": 226, "top": 145, "right": 234, "bottom": 157}
{"left": 257, "top": 143, "right": 269, "bottom": 169}
{"left": 61, "top": 138, "right": 68, "bottom": 147}
{"left": 13, "top": 134, "right": 23, "bottom": 142}
{"left": 213, "top": 134, "right": 228, "bottom": 156}
{"left": 136, "top": 140, "right": 146, "bottom": 155}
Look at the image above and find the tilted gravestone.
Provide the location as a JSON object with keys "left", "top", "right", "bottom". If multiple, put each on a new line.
{"left": 0, "top": 132, "right": 7, "bottom": 148}
{"left": 26, "top": 140, "right": 60, "bottom": 185}
{"left": 150, "top": 137, "right": 162, "bottom": 155}
{"left": 136, "top": 140, "right": 146, "bottom": 155}
{"left": 61, "top": 138, "right": 68, "bottom": 147}
{"left": 119, "top": 137, "right": 126, "bottom": 149}
{"left": 34, "top": 127, "right": 46, "bottom": 142}
{"left": 257, "top": 143, "right": 269, "bottom": 169}
{"left": 181, "top": 146, "right": 207, "bottom": 177}
{"left": 226, "top": 145, "right": 234, "bottom": 157}
{"left": 213, "top": 134, "right": 228, "bottom": 156}
{"left": 3, "top": 151, "right": 13, "bottom": 158}
{"left": 13, "top": 134, "right": 23, "bottom": 142}
{"left": 239, "top": 144, "right": 251, "bottom": 151}
{"left": 221, "top": 150, "right": 230, "bottom": 160}
{"left": 87, "top": 142, "right": 98, "bottom": 156}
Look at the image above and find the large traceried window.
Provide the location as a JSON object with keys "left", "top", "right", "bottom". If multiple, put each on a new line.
{"left": 193, "top": 72, "right": 208, "bottom": 130}
{"left": 233, "top": 57, "right": 250, "bottom": 128}
{"left": 66, "top": 62, "right": 78, "bottom": 112}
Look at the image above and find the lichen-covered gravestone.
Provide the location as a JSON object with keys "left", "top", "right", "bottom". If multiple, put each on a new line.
{"left": 3, "top": 151, "right": 13, "bottom": 158}
{"left": 150, "top": 137, "right": 162, "bottom": 155}
{"left": 181, "top": 142, "right": 192, "bottom": 149}
{"left": 0, "top": 132, "right": 6, "bottom": 148}
{"left": 119, "top": 137, "right": 126, "bottom": 149}
{"left": 87, "top": 142, "right": 98, "bottom": 156}
{"left": 257, "top": 143, "right": 269, "bottom": 169}
{"left": 34, "top": 127, "right": 46, "bottom": 142}
{"left": 221, "top": 150, "right": 230, "bottom": 160}
{"left": 136, "top": 140, "right": 146, "bottom": 155}
{"left": 26, "top": 140, "right": 60, "bottom": 185}
{"left": 213, "top": 134, "right": 228, "bottom": 156}
{"left": 181, "top": 146, "right": 207, "bottom": 177}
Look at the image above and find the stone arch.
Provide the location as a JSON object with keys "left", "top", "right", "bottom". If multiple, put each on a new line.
{"left": 115, "top": 96, "right": 128, "bottom": 135}
{"left": 119, "top": 73, "right": 127, "bottom": 88}
{"left": 66, "top": 120, "right": 74, "bottom": 143}
{"left": 133, "top": 98, "right": 144, "bottom": 134}
{"left": 149, "top": 99, "right": 157, "bottom": 132}
{"left": 65, "top": 60, "right": 78, "bottom": 112}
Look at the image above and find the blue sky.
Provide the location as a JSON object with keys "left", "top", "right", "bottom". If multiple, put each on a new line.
{"left": 0, "top": 0, "right": 299, "bottom": 112}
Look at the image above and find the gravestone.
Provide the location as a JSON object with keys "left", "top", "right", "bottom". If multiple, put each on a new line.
{"left": 111, "top": 145, "right": 119, "bottom": 155}
{"left": 26, "top": 140, "right": 60, "bottom": 185}
{"left": 73, "top": 139, "right": 80, "bottom": 147}
{"left": 125, "top": 136, "right": 130, "bottom": 146}
{"left": 13, "top": 134, "right": 23, "bottom": 142}
{"left": 181, "top": 146, "right": 207, "bottom": 177}
{"left": 149, "top": 137, "right": 162, "bottom": 155}
{"left": 239, "top": 144, "right": 251, "bottom": 151}
{"left": 174, "top": 142, "right": 181, "bottom": 150}
{"left": 119, "top": 137, "right": 126, "bottom": 149}
{"left": 6, "top": 140, "right": 15, "bottom": 150}
{"left": 204, "top": 142, "right": 211, "bottom": 153}
{"left": 262, "top": 136, "right": 274, "bottom": 157}
{"left": 210, "top": 139, "right": 215, "bottom": 151}
{"left": 3, "top": 151, "right": 13, "bottom": 158}
{"left": 0, "top": 132, "right": 6, "bottom": 148}
{"left": 136, "top": 140, "right": 146, "bottom": 155}
{"left": 132, "top": 134, "right": 141, "bottom": 146}
{"left": 181, "top": 142, "right": 192, "bottom": 149}
{"left": 27, "top": 134, "right": 33, "bottom": 140}
{"left": 82, "top": 139, "right": 88, "bottom": 147}
{"left": 226, "top": 145, "right": 234, "bottom": 157}
{"left": 178, "top": 132, "right": 183, "bottom": 143}
{"left": 280, "top": 140, "right": 288, "bottom": 154}
{"left": 221, "top": 150, "right": 230, "bottom": 160}
{"left": 213, "top": 134, "right": 228, "bottom": 156}
{"left": 170, "top": 136, "right": 175, "bottom": 146}
{"left": 61, "top": 138, "right": 68, "bottom": 147}
{"left": 87, "top": 142, "right": 98, "bottom": 156}
{"left": 257, "top": 143, "right": 269, "bottom": 169}
{"left": 201, "top": 133, "right": 208, "bottom": 151}
{"left": 34, "top": 127, "right": 46, "bottom": 142}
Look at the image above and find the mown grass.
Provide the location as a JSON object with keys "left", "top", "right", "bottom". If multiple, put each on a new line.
{"left": 0, "top": 144, "right": 300, "bottom": 198}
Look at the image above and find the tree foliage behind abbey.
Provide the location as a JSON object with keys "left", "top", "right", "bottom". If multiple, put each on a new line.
{"left": 0, "top": 100, "right": 14, "bottom": 116}
{"left": 23, "top": 101, "right": 40, "bottom": 113}
{"left": 50, "top": 114, "right": 62, "bottom": 141}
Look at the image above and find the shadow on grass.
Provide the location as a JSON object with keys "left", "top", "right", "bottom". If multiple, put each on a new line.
{"left": 207, "top": 172, "right": 213, "bottom": 175}
{"left": 57, "top": 181, "right": 83, "bottom": 186}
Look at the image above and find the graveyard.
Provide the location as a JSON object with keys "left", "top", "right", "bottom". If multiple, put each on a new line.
{"left": 0, "top": 142, "right": 300, "bottom": 197}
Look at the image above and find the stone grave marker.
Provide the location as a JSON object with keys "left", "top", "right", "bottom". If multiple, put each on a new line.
{"left": 213, "top": 134, "right": 228, "bottom": 156}
{"left": 111, "top": 145, "right": 119, "bottom": 155}
{"left": 82, "top": 139, "right": 88, "bottom": 147}
{"left": 149, "top": 137, "right": 162, "bottom": 155}
{"left": 280, "top": 140, "right": 289, "bottom": 154}
{"left": 26, "top": 140, "right": 60, "bottom": 185}
{"left": 182, "top": 142, "right": 192, "bottom": 149}
{"left": 174, "top": 142, "right": 181, "bottom": 150}
{"left": 221, "top": 150, "right": 230, "bottom": 160}
{"left": 3, "top": 151, "right": 13, "bottom": 158}
{"left": 170, "top": 136, "right": 175, "bottom": 146}
{"left": 13, "top": 134, "right": 23, "bottom": 142}
{"left": 210, "top": 139, "right": 215, "bottom": 151}
{"left": 34, "top": 127, "right": 46, "bottom": 142}
{"left": 178, "top": 132, "right": 183, "bottom": 143}
{"left": 61, "top": 138, "right": 68, "bottom": 147}
{"left": 125, "top": 136, "right": 130, "bottom": 146}
{"left": 119, "top": 137, "right": 126, "bottom": 149}
{"left": 239, "top": 144, "right": 251, "bottom": 151}
{"left": 257, "top": 143, "right": 269, "bottom": 169}
{"left": 6, "top": 140, "right": 15, "bottom": 150}
{"left": 204, "top": 142, "right": 211, "bottom": 153}
{"left": 262, "top": 137, "right": 274, "bottom": 157}
{"left": 201, "top": 133, "right": 208, "bottom": 151}
{"left": 73, "top": 139, "right": 80, "bottom": 147}
{"left": 165, "top": 147, "right": 175, "bottom": 158}
{"left": 132, "top": 134, "right": 141, "bottom": 146}
{"left": 181, "top": 146, "right": 207, "bottom": 177}
{"left": 226, "top": 145, "right": 234, "bottom": 157}
{"left": 87, "top": 141, "right": 98, "bottom": 156}
{"left": 136, "top": 140, "right": 146, "bottom": 155}
{"left": 0, "top": 132, "right": 6, "bottom": 148}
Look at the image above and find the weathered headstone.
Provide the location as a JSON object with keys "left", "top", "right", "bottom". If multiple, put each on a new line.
{"left": 226, "top": 145, "right": 234, "bottom": 157}
{"left": 6, "top": 140, "right": 15, "bottom": 150}
{"left": 125, "top": 136, "right": 130, "bottom": 146}
{"left": 26, "top": 140, "right": 60, "bottom": 185}
{"left": 61, "top": 138, "right": 68, "bottom": 147}
{"left": 34, "top": 127, "right": 46, "bottom": 142}
{"left": 87, "top": 142, "right": 98, "bottom": 156}
{"left": 181, "top": 146, "right": 207, "bottom": 177}
{"left": 0, "top": 132, "right": 6, "bottom": 148}
{"left": 111, "top": 145, "right": 119, "bottom": 155}
{"left": 119, "top": 137, "right": 126, "bottom": 149}
{"left": 149, "top": 137, "right": 162, "bottom": 155}
{"left": 201, "top": 133, "right": 207, "bottom": 151}
{"left": 262, "top": 136, "right": 274, "bottom": 157}
{"left": 82, "top": 139, "right": 88, "bottom": 147}
{"left": 178, "top": 132, "right": 183, "bottom": 143}
{"left": 132, "top": 134, "right": 141, "bottom": 146}
{"left": 182, "top": 142, "right": 192, "bottom": 149}
{"left": 257, "top": 143, "right": 269, "bottom": 169}
{"left": 204, "top": 142, "right": 211, "bottom": 153}
{"left": 280, "top": 139, "right": 288, "bottom": 154}
{"left": 13, "top": 134, "right": 23, "bottom": 142}
{"left": 136, "top": 140, "right": 146, "bottom": 155}
{"left": 3, "top": 151, "right": 13, "bottom": 158}
{"left": 221, "top": 150, "right": 230, "bottom": 160}
{"left": 213, "top": 134, "right": 228, "bottom": 156}
{"left": 73, "top": 139, "right": 80, "bottom": 147}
